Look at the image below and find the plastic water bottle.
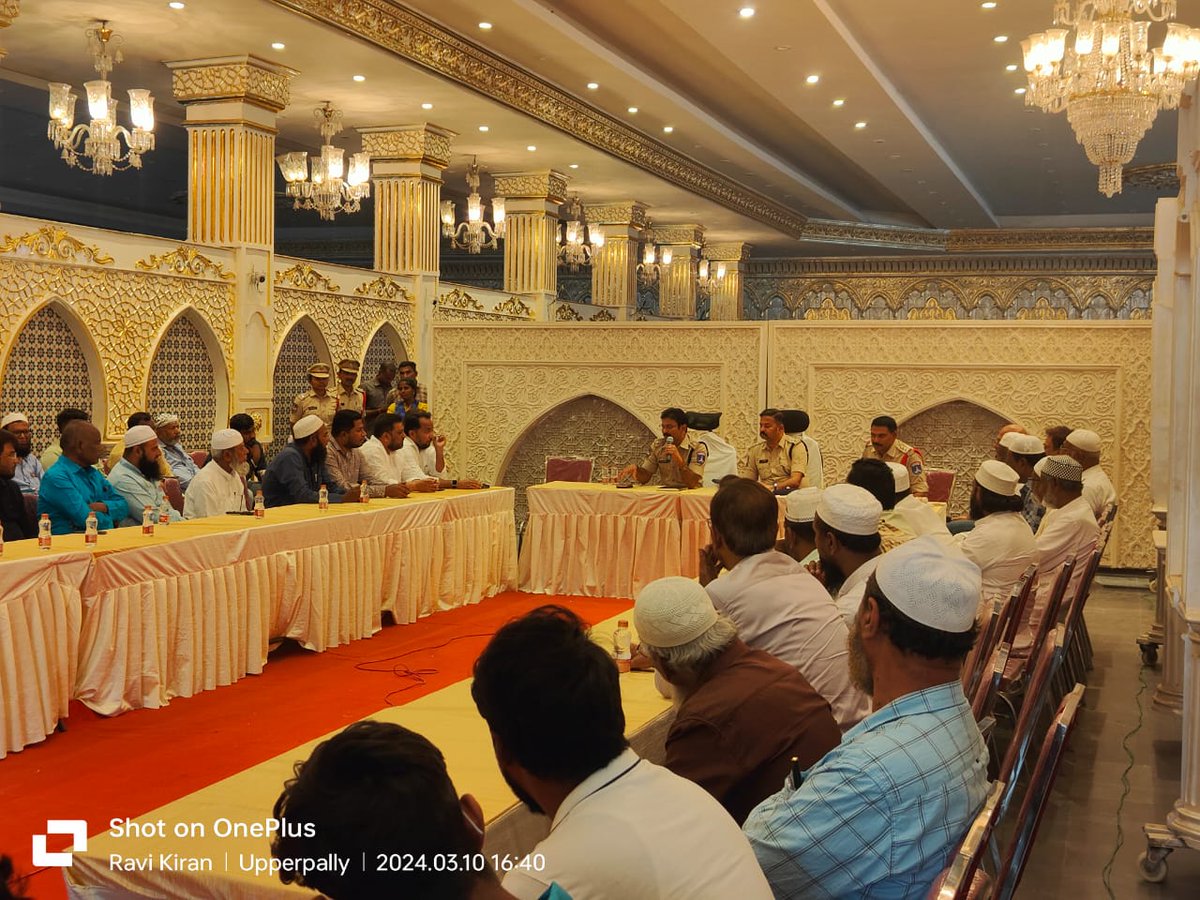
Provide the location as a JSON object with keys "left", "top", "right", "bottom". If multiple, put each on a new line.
{"left": 142, "top": 505, "right": 155, "bottom": 536}
{"left": 359, "top": 480, "right": 369, "bottom": 504}
{"left": 613, "top": 620, "right": 632, "bottom": 673}
{"left": 38, "top": 514, "right": 52, "bottom": 550}
{"left": 318, "top": 483, "right": 329, "bottom": 510}
{"left": 158, "top": 500, "right": 171, "bottom": 526}
{"left": 254, "top": 491, "right": 265, "bottom": 518}
{"left": 85, "top": 510, "right": 98, "bottom": 545}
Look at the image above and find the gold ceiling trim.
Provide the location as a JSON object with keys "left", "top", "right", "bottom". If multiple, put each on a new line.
{"left": 269, "top": 0, "right": 808, "bottom": 238}
{"left": 0, "top": 225, "right": 114, "bottom": 265}
{"left": 947, "top": 227, "right": 1154, "bottom": 253}
{"left": 803, "top": 220, "right": 947, "bottom": 251}
{"left": 135, "top": 246, "right": 236, "bottom": 280}
{"left": 274, "top": 262, "right": 342, "bottom": 293}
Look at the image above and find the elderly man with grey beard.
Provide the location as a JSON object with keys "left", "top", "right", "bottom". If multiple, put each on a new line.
{"left": 184, "top": 429, "right": 251, "bottom": 519}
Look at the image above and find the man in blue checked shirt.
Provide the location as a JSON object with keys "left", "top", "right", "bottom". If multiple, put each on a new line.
{"left": 743, "top": 535, "right": 989, "bottom": 899}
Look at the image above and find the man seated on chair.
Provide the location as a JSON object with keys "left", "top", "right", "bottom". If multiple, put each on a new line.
{"left": 326, "top": 409, "right": 409, "bottom": 499}
{"left": 397, "top": 411, "right": 483, "bottom": 492}
{"left": 955, "top": 460, "right": 1038, "bottom": 619}
{"left": 780, "top": 487, "right": 821, "bottom": 567}
{"left": 0, "top": 428, "right": 35, "bottom": 540}
{"left": 738, "top": 409, "right": 806, "bottom": 494}
{"left": 635, "top": 576, "right": 841, "bottom": 824}
{"left": 262, "top": 415, "right": 358, "bottom": 507}
{"left": 154, "top": 413, "right": 199, "bottom": 492}
{"left": 810, "top": 483, "right": 884, "bottom": 626}
{"left": 994, "top": 423, "right": 1027, "bottom": 460}
{"left": 886, "top": 462, "right": 955, "bottom": 549}
{"left": 107, "top": 424, "right": 181, "bottom": 526}
{"left": 1000, "top": 432, "right": 1046, "bottom": 533}
{"left": 40, "top": 407, "right": 90, "bottom": 472}
{"left": 107, "top": 412, "right": 173, "bottom": 479}
{"left": 39, "top": 420, "right": 129, "bottom": 534}
{"left": 847, "top": 458, "right": 914, "bottom": 552}
{"left": 359, "top": 412, "right": 408, "bottom": 488}
{"left": 1062, "top": 428, "right": 1116, "bottom": 519}
{"left": 618, "top": 407, "right": 706, "bottom": 490}
{"left": 743, "top": 536, "right": 989, "bottom": 899}
{"left": 184, "top": 429, "right": 250, "bottom": 519}
{"left": 271, "top": 720, "right": 571, "bottom": 900}
{"left": 229, "top": 413, "right": 266, "bottom": 486}
{"left": 0, "top": 413, "right": 44, "bottom": 495}
{"left": 699, "top": 477, "right": 869, "bottom": 731}
{"left": 862, "top": 415, "right": 927, "bottom": 497}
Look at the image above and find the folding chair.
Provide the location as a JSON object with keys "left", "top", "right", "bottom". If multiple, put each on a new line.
{"left": 963, "top": 567, "right": 1034, "bottom": 700}
{"left": 545, "top": 456, "right": 594, "bottom": 483}
{"left": 930, "top": 780, "right": 1006, "bottom": 900}
{"left": 926, "top": 468, "right": 957, "bottom": 505}
{"left": 1000, "top": 557, "right": 1074, "bottom": 694}
{"left": 991, "top": 684, "right": 1086, "bottom": 900}
{"left": 1056, "top": 547, "right": 1102, "bottom": 701}
{"left": 972, "top": 641, "right": 1011, "bottom": 726}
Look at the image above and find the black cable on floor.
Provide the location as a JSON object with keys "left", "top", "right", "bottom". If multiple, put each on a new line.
{"left": 1100, "top": 660, "right": 1148, "bottom": 898}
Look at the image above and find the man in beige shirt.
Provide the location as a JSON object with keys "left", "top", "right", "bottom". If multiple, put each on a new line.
{"left": 291, "top": 363, "right": 338, "bottom": 427}
{"left": 620, "top": 407, "right": 706, "bottom": 489}
{"left": 334, "top": 359, "right": 366, "bottom": 416}
{"left": 739, "top": 408, "right": 806, "bottom": 493}
{"left": 862, "top": 414, "right": 928, "bottom": 496}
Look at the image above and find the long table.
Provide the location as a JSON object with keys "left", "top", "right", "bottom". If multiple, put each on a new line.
{"left": 0, "top": 489, "right": 517, "bottom": 753}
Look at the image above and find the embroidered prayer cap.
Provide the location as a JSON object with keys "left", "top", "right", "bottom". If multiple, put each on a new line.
{"left": 975, "top": 460, "right": 1021, "bottom": 497}
{"left": 123, "top": 425, "right": 158, "bottom": 448}
{"left": 153, "top": 413, "right": 179, "bottom": 428}
{"left": 1010, "top": 434, "right": 1045, "bottom": 456}
{"left": 785, "top": 487, "right": 822, "bottom": 523}
{"left": 999, "top": 431, "right": 1026, "bottom": 452}
{"left": 1, "top": 412, "right": 28, "bottom": 428}
{"left": 634, "top": 577, "right": 719, "bottom": 649}
{"left": 1041, "top": 455, "right": 1083, "bottom": 483}
{"left": 886, "top": 461, "right": 910, "bottom": 492}
{"left": 1065, "top": 429, "right": 1102, "bottom": 453}
{"left": 211, "top": 428, "right": 243, "bottom": 452}
{"left": 293, "top": 414, "right": 324, "bottom": 440}
{"left": 816, "top": 483, "right": 882, "bottom": 536}
{"left": 875, "top": 534, "right": 982, "bottom": 633}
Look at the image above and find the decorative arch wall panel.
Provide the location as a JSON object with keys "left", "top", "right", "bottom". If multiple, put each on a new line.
{"left": 146, "top": 314, "right": 224, "bottom": 449}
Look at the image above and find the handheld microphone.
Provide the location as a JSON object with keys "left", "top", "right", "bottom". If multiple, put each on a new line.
{"left": 659, "top": 435, "right": 675, "bottom": 463}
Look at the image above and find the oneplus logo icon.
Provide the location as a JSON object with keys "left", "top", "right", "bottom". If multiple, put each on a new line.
{"left": 32, "top": 820, "right": 88, "bottom": 867}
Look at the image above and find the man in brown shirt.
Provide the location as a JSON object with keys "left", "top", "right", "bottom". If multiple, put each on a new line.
{"left": 634, "top": 576, "right": 841, "bottom": 824}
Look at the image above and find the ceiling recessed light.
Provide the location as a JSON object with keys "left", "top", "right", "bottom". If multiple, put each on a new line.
{"left": 352, "top": 74, "right": 366, "bottom": 82}
{"left": 271, "top": 41, "right": 286, "bottom": 50}
{"left": 832, "top": 98, "right": 845, "bottom": 107}
{"left": 478, "top": 125, "right": 489, "bottom": 132}
{"left": 478, "top": 22, "right": 493, "bottom": 30}
{"left": 774, "top": 45, "right": 791, "bottom": 52}
{"left": 421, "top": 102, "right": 433, "bottom": 110}
{"left": 994, "top": 35, "right": 1009, "bottom": 43}
{"left": 663, "top": 125, "right": 674, "bottom": 133}
{"left": 569, "top": 163, "right": 579, "bottom": 169}
{"left": 981, "top": 2, "right": 997, "bottom": 8}
{"left": 739, "top": 7, "right": 756, "bottom": 18}
{"left": 1014, "top": 87, "right": 1026, "bottom": 94}
{"left": 168, "top": 1, "right": 186, "bottom": 8}
{"left": 627, "top": 106, "right": 639, "bottom": 113}
{"left": 526, "top": 145, "right": 537, "bottom": 151}
{"left": 805, "top": 74, "right": 820, "bottom": 85}
{"left": 586, "top": 82, "right": 600, "bottom": 90}
{"left": 1006, "top": 63, "right": 1018, "bottom": 71}
{"left": 854, "top": 121, "right": 867, "bottom": 129}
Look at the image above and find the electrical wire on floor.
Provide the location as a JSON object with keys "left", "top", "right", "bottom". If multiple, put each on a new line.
{"left": 1100, "top": 659, "right": 1148, "bottom": 898}
{"left": 342, "top": 631, "right": 500, "bottom": 706}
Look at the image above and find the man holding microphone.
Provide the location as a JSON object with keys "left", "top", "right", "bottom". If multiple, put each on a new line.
{"left": 619, "top": 407, "right": 707, "bottom": 489}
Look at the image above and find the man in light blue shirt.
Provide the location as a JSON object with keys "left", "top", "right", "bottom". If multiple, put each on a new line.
{"left": 107, "top": 425, "right": 181, "bottom": 526}
{"left": 39, "top": 420, "right": 129, "bottom": 534}
{"left": 744, "top": 536, "right": 989, "bottom": 899}
{"left": 154, "top": 413, "right": 200, "bottom": 492}
{"left": 1, "top": 412, "right": 45, "bottom": 494}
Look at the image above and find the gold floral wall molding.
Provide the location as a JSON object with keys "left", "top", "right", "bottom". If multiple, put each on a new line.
{"left": 135, "top": 246, "right": 236, "bottom": 280}
{"left": 0, "top": 226, "right": 114, "bottom": 266}
{"left": 803, "top": 297, "right": 851, "bottom": 320}
{"left": 438, "top": 288, "right": 485, "bottom": 311}
{"left": 590, "top": 308, "right": 616, "bottom": 322}
{"left": 1016, "top": 297, "right": 1068, "bottom": 320}
{"left": 494, "top": 296, "right": 534, "bottom": 318}
{"left": 354, "top": 274, "right": 415, "bottom": 302}
{"left": 554, "top": 303, "right": 584, "bottom": 321}
{"left": 274, "top": 262, "right": 342, "bottom": 293}
{"left": 269, "top": 0, "right": 808, "bottom": 239}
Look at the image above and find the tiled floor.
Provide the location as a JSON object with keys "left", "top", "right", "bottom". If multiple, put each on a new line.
{"left": 1016, "top": 578, "right": 1200, "bottom": 897}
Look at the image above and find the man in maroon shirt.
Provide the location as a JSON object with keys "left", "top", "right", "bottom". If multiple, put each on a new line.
{"left": 635, "top": 576, "right": 841, "bottom": 824}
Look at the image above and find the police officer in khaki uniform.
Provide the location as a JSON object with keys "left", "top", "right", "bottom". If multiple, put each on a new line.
{"left": 334, "top": 359, "right": 366, "bottom": 416}
{"left": 291, "top": 363, "right": 338, "bottom": 427}
{"left": 862, "top": 414, "right": 928, "bottom": 496}
{"left": 619, "top": 407, "right": 707, "bottom": 489}
{"left": 739, "top": 408, "right": 807, "bottom": 492}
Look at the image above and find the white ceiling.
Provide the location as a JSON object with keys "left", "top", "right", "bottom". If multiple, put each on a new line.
{"left": 0, "top": 0, "right": 1187, "bottom": 255}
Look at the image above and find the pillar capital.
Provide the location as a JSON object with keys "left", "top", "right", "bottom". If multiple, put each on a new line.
{"left": 359, "top": 123, "right": 456, "bottom": 169}
{"left": 496, "top": 172, "right": 565, "bottom": 315}
{"left": 493, "top": 170, "right": 570, "bottom": 203}
{"left": 704, "top": 241, "right": 752, "bottom": 262}
{"left": 0, "top": 0, "right": 19, "bottom": 61}
{"left": 166, "top": 55, "right": 297, "bottom": 129}
{"left": 651, "top": 224, "right": 705, "bottom": 249}
{"left": 588, "top": 201, "right": 649, "bottom": 229}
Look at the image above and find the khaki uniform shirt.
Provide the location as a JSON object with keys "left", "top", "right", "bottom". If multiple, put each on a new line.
{"left": 862, "top": 438, "right": 928, "bottom": 495}
{"left": 738, "top": 436, "right": 807, "bottom": 487}
{"left": 291, "top": 391, "right": 338, "bottom": 427}
{"left": 335, "top": 387, "right": 365, "bottom": 415}
{"left": 639, "top": 433, "right": 707, "bottom": 488}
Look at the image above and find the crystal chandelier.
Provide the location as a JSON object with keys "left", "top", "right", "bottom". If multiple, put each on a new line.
{"left": 557, "top": 196, "right": 604, "bottom": 270}
{"left": 1022, "top": 1, "right": 1200, "bottom": 196}
{"left": 46, "top": 22, "right": 155, "bottom": 176}
{"left": 637, "top": 240, "right": 671, "bottom": 287}
{"left": 697, "top": 256, "right": 727, "bottom": 297}
{"left": 441, "top": 158, "right": 504, "bottom": 253}
{"left": 276, "top": 103, "right": 371, "bottom": 221}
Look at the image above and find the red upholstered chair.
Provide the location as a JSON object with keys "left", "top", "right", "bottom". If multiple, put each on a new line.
{"left": 190, "top": 450, "right": 208, "bottom": 469}
{"left": 545, "top": 457, "right": 594, "bottom": 483}
{"left": 925, "top": 468, "right": 956, "bottom": 504}
{"left": 162, "top": 477, "right": 185, "bottom": 514}
{"left": 928, "top": 780, "right": 1005, "bottom": 900}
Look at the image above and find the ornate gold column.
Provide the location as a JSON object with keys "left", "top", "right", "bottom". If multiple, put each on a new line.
{"left": 589, "top": 202, "right": 648, "bottom": 318}
{"left": 0, "top": 1, "right": 20, "bottom": 63}
{"left": 654, "top": 224, "right": 704, "bottom": 319}
{"left": 493, "top": 170, "right": 568, "bottom": 318}
{"left": 706, "top": 242, "right": 751, "bottom": 321}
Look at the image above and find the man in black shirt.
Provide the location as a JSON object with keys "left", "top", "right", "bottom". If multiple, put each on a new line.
{"left": 0, "top": 428, "right": 34, "bottom": 540}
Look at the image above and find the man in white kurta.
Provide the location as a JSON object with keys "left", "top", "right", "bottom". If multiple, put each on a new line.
{"left": 1063, "top": 428, "right": 1116, "bottom": 518}
{"left": 359, "top": 413, "right": 407, "bottom": 486}
{"left": 955, "top": 460, "right": 1038, "bottom": 616}
{"left": 183, "top": 429, "right": 249, "bottom": 519}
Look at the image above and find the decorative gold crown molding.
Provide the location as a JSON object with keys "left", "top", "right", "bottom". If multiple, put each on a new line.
{"left": 905, "top": 297, "right": 957, "bottom": 320}
{"left": 1016, "top": 297, "right": 1068, "bottom": 319}
{"left": 748, "top": 252, "right": 1154, "bottom": 277}
{"left": 493, "top": 171, "right": 570, "bottom": 202}
{"left": 554, "top": 303, "right": 584, "bottom": 321}
{"left": 0, "top": 225, "right": 114, "bottom": 265}
{"left": 946, "top": 227, "right": 1154, "bottom": 253}
{"left": 651, "top": 224, "right": 705, "bottom": 246}
{"left": 166, "top": 55, "right": 297, "bottom": 112}
{"left": 438, "top": 287, "right": 485, "bottom": 311}
{"left": 135, "top": 246, "right": 235, "bottom": 280}
{"left": 494, "top": 296, "right": 535, "bottom": 318}
{"left": 269, "top": 0, "right": 808, "bottom": 238}
{"left": 803, "top": 219, "right": 947, "bottom": 251}
{"left": 274, "top": 262, "right": 341, "bottom": 293}
{"left": 586, "top": 202, "right": 649, "bottom": 229}
{"left": 1123, "top": 163, "right": 1179, "bottom": 193}
{"left": 803, "top": 297, "right": 851, "bottom": 320}
{"left": 358, "top": 124, "right": 456, "bottom": 167}
{"left": 354, "top": 274, "right": 415, "bottom": 302}
{"left": 705, "top": 242, "right": 752, "bottom": 261}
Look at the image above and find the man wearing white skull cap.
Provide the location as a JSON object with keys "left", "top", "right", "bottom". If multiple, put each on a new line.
{"left": 262, "top": 415, "right": 357, "bottom": 507}
{"left": 1062, "top": 428, "right": 1116, "bottom": 518}
{"left": 0, "top": 412, "right": 44, "bottom": 494}
{"left": 1002, "top": 433, "right": 1047, "bottom": 533}
{"left": 184, "top": 429, "right": 251, "bottom": 519}
{"left": 812, "top": 483, "right": 884, "bottom": 626}
{"left": 153, "top": 413, "right": 200, "bottom": 492}
{"left": 744, "top": 535, "right": 988, "bottom": 899}
{"left": 107, "top": 424, "right": 181, "bottom": 526}
{"left": 955, "top": 460, "right": 1038, "bottom": 615}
